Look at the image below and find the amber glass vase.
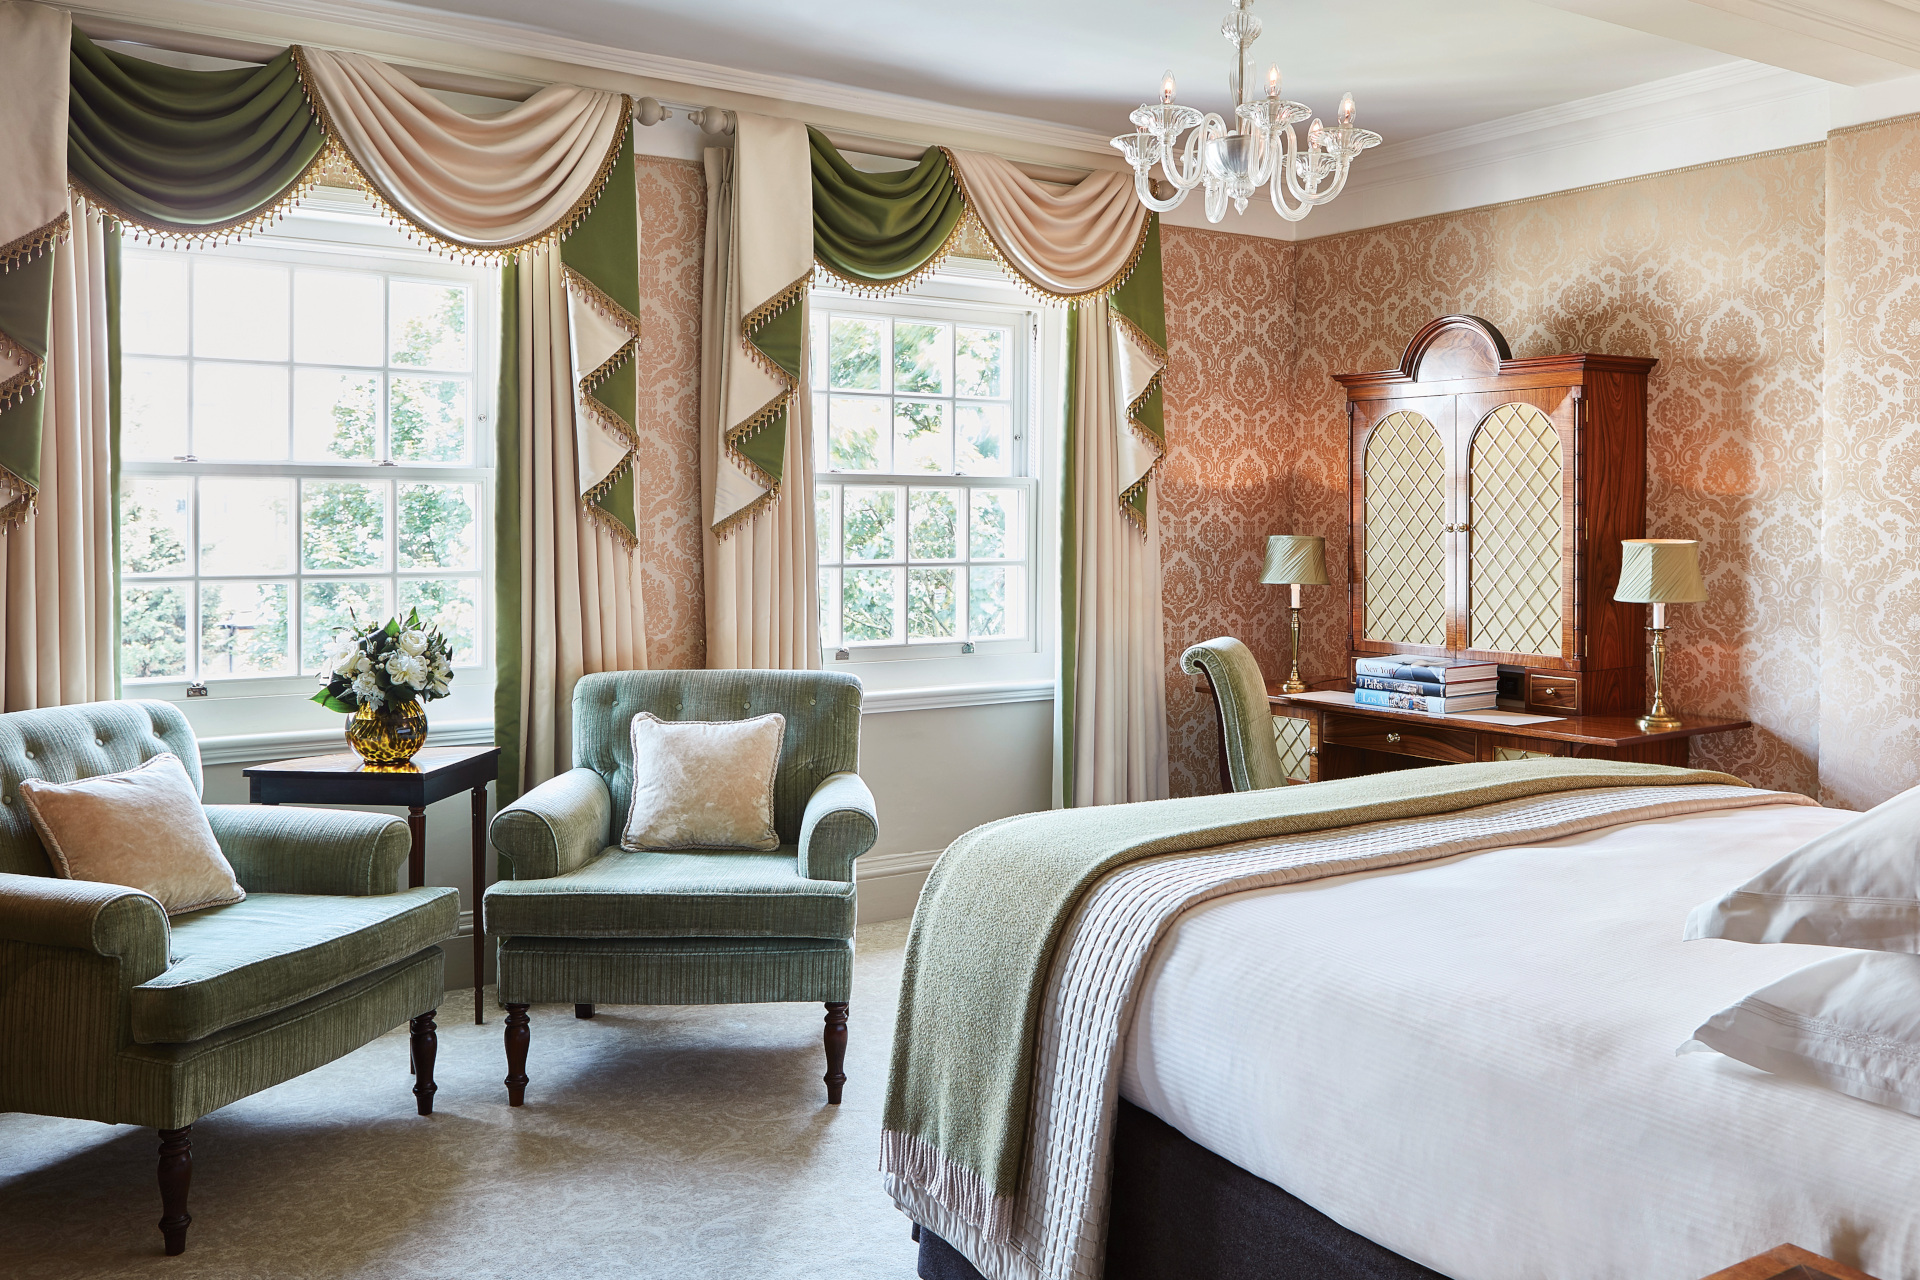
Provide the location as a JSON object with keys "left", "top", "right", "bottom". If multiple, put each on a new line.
{"left": 345, "top": 698, "right": 429, "bottom": 767}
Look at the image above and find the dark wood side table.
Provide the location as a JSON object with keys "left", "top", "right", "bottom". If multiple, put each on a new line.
{"left": 1266, "top": 686, "right": 1749, "bottom": 783}
{"left": 243, "top": 744, "right": 501, "bottom": 1025}
{"left": 1702, "top": 1243, "right": 1880, "bottom": 1280}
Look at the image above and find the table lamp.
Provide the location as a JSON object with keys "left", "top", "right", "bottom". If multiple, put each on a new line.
{"left": 1262, "top": 534, "right": 1329, "bottom": 694}
{"left": 1613, "top": 538, "right": 1706, "bottom": 732}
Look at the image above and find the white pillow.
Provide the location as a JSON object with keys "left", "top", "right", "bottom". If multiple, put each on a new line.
{"left": 1682, "top": 950, "right": 1920, "bottom": 1118}
{"left": 621, "top": 711, "right": 786, "bottom": 852}
{"left": 1685, "top": 784, "right": 1920, "bottom": 951}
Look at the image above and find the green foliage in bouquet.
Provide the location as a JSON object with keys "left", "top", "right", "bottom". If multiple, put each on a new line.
{"left": 311, "top": 608, "right": 455, "bottom": 714}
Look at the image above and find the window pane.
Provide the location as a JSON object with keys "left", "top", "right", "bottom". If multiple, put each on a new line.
{"left": 397, "top": 483, "right": 477, "bottom": 569}
{"left": 121, "top": 584, "right": 188, "bottom": 679}
{"left": 293, "top": 269, "right": 384, "bottom": 366}
{"left": 829, "top": 316, "right": 885, "bottom": 390}
{"left": 968, "top": 565, "right": 1026, "bottom": 639}
{"left": 956, "top": 327, "right": 1006, "bottom": 398}
{"left": 192, "top": 260, "right": 288, "bottom": 361}
{"left": 842, "top": 487, "right": 898, "bottom": 561}
{"left": 969, "top": 488, "right": 1021, "bottom": 559}
{"left": 193, "top": 363, "right": 289, "bottom": 460}
{"left": 122, "top": 358, "right": 188, "bottom": 460}
{"left": 894, "top": 400, "right": 951, "bottom": 473}
{"left": 956, "top": 404, "right": 1013, "bottom": 476}
{"left": 828, "top": 396, "right": 888, "bottom": 472}
{"left": 199, "top": 581, "right": 292, "bottom": 676}
{"left": 302, "top": 480, "right": 388, "bottom": 570}
{"left": 893, "top": 321, "right": 949, "bottom": 394}
{"left": 398, "top": 577, "right": 480, "bottom": 665}
{"left": 293, "top": 369, "right": 379, "bottom": 461}
{"left": 121, "top": 477, "right": 192, "bottom": 576}
{"left": 301, "top": 579, "right": 392, "bottom": 674}
{"left": 810, "top": 311, "right": 828, "bottom": 384}
{"left": 814, "top": 485, "right": 839, "bottom": 564}
{"left": 908, "top": 488, "right": 959, "bottom": 560}
{"left": 389, "top": 281, "right": 471, "bottom": 370}
{"left": 389, "top": 376, "right": 469, "bottom": 462}
{"left": 122, "top": 255, "right": 188, "bottom": 356}
{"left": 812, "top": 390, "right": 829, "bottom": 469}
{"left": 908, "top": 567, "right": 957, "bottom": 640}
{"left": 843, "top": 567, "right": 899, "bottom": 643}
{"left": 200, "top": 477, "right": 295, "bottom": 575}
{"left": 818, "top": 567, "right": 840, "bottom": 650}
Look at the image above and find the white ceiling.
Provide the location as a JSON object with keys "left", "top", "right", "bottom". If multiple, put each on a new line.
{"left": 381, "top": 0, "right": 1737, "bottom": 146}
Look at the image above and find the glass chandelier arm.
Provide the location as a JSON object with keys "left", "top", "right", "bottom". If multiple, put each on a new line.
{"left": 1133, "top": 165, "right": 1188, "bottom": 213}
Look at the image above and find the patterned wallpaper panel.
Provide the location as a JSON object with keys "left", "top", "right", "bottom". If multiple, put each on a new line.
{"left": 634, "top": 156, "right": 707, "bottom": 671}
{"left": 1288, "top": 146, "right": 1829, "bottom": 798}
{"left": 1820, "top": 120, "right": 1920, "bottom": 809}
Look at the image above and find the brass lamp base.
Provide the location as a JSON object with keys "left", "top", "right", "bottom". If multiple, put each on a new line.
{"left": 1637, "top": 713, "right": 1684, "bottom": 733}
{"left": 1282, "top": 604, "right": 1307, "bottom": 694}
{"left": 1639, "top": 623, "right": 1682, "bottom": 733}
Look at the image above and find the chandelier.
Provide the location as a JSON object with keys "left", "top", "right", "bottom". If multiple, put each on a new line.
{"left": 1111, "top": 0, "right": 1381, "bottom": 223}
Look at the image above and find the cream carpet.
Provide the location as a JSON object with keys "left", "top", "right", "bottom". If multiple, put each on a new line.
{"left": 0, "top": 920, "right": 919, "bottom": 1279}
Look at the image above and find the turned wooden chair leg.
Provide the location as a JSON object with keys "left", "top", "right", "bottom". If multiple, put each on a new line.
{"left": 410, "top": 1010, "right": 439, "bottom": 1115}
{"left": 504, "top": 1003, "right": 530, "bottom": 1106}
{"left": 574, "top": 1003, "right": 595, "bottom": 1019}
{"left": 823, "top": 1001, "right": 849, "bottom": 1104}
{"left": 156, "top": 1125, "right": 192, "bottom": 1256}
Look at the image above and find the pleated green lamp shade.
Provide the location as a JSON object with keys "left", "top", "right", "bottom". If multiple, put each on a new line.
{"left": 1614, "top": 538, "right": 1706, "bottom": 603}
{"left": 1262, "top": 535, "right": 1329, "bottom": 586}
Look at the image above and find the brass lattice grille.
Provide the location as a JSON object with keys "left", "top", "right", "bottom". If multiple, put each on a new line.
{"left": 1363, "top": 411, "right": 1448, "bottom": 646}
{"left": 1273, "top": 715, "right": 1312, "bottom": 782}
{"left": 1493, "top": 745, "right": 1556, "bottom": 762}
{"left": 1469, "top": 403, "right": 1563, "bottom": 657}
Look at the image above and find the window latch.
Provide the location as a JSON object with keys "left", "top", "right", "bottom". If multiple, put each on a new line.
{"left": 185, "top": 681, "right": 209, "bottom": 698}
{"left": 961, "top": 642, "right": 976, "bottom": 654}
{"left": 834, "top": 647, "right": 850, "bottom": 662}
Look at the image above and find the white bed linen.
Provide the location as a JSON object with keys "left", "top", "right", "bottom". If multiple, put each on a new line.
{"left": 1119, "top": 803, "right": 1920, "bottom": 1280}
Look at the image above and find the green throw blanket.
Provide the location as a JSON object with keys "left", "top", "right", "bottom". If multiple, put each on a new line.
{"left": 881, "top": 759, "right": 1746, "bottom": 1206}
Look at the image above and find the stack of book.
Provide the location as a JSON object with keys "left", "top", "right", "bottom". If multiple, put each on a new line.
{"left": 1352, "top": 655, "right": 1499, "bottom": 715}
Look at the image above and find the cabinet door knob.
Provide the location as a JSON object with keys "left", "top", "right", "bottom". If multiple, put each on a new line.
{"left": 1386, "top": 732, "right": 1402, "bottom": 744}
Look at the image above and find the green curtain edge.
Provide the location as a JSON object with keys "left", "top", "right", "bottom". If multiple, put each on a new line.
{"left": 1058, "top": 305, "right": 1082, "bottom": 809}
{"left": 494, "top": 263, "right": 523, "bottom": 807}
{"left": 107, "top": 228, "right": 123, "bottom": 698}
{"left": 559, "top": 128, "right": 641, "bottom": 538}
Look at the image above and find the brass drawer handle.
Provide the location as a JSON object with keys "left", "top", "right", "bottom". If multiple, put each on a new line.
{"left": 1386, "top": 732, "right": 1402, "bottom": 744}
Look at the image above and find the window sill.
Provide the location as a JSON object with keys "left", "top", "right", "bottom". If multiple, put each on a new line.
{"left": 859, "top": 680, "right": 1054, "bottom": 714}
{"left": 195, "top": 718, "right": 496, "bottom": 768}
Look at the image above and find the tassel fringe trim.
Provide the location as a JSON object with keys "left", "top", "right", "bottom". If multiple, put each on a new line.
{"left": 0, "top": 461, "right": 35, "bottom": 533}
{"left": 69, "top": 139, "right": 332, "bottom": 249}
{"left": 940, "top": 156, "right": 1155, "bottom": 307}
{"left": 561, "top": 266, "right": 643, "bottom": 550}
{"left": 0, "top": 212, "right": 68, "bottom": 274}
{"left": 810, "top": 210, "right": 969, "bottom": 300}
{"left": 714, "top": 269, "right": 811, "bottom": 539}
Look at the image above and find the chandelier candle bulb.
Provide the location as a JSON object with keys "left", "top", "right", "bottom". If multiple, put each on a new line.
{"left": 1339, "top": 93, "right": 1355, "bottom": 125}
{"left": 1267, "top": 64, "right": 1281, "bottom": 98}
{"left": 1162, "top": 70, "right": 1177, "bottom": 104}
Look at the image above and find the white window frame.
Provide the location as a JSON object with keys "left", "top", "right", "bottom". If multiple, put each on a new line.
{"left": 117, "top": 192, "right": 498, "bottom": 740}
{"left": 810, "top": 265, "right": 1061, "bottom": 695}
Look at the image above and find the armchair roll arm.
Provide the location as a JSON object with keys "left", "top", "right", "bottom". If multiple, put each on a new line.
{"left": 204, "top": 804, "right": 411, "bottom": 896}
{"left": 490, "top": 767, "right": 611, "bottom": 881}
{"left": 797, "top": 771, "right": 878, "bottom": 883}
{"left": 0, "top": 872, "right": 170, "bottom": 985}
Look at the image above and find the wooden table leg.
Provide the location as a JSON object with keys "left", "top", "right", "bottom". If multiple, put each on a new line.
{"left": 406, "top": 805, "right": 426, "bottom": 889}
{"left": 471, "top": 786, "right": 487, "bottom": 1025}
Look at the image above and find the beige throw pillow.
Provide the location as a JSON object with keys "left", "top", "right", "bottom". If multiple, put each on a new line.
{"left": 19, "top": 753, "right": 244, "bottom": 916}
{"left": 622, "top": 711, "right": 786, "bottom": 851}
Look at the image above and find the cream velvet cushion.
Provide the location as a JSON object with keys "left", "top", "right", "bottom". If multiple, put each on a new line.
{"left": 1686, "top": 783, "right": 1920, "bottom": 951}
{"left": 18, "top": 753, "right": 244, "bottom": 916}
{"left": 1684, "top": 951, "right": 1920, "bottom": 1117}
{"left": 622, "top": 712, "right": 786, "bottom": 851}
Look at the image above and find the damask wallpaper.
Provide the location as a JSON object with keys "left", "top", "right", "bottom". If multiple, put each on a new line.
{"left": 1283, "top": 145, "right": 1830, "bottom": 799}
{"left": 633, "top": 156, "right": 707, "bottom": 670}
{"left": 1819, "top": 118, "right": 1920, "bottom": 809}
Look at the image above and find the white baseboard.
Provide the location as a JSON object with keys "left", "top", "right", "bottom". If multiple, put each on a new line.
{"left": 855, "top": 848, "right": 940, "bottom": 924}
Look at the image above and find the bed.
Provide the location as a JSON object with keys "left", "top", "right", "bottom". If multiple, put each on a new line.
{"left": 893, "top": 775, "right": 1920, "bottom": 1280}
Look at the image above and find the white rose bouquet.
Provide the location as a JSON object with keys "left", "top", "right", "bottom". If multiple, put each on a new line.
{"left": 311, "top": 608, "right": 456, "bottom": 713}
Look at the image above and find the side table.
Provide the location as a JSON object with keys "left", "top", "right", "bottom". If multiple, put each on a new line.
{"left": 242, "top": 744, "right": 501, "bottom": 1025}
{"left": 1703, "top": 1244, "right": 1880, "bottom": 1280}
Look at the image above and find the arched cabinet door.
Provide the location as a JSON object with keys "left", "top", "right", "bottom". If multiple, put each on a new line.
{"left": 1355, "top": 403, "right": 1453, "bottom": 652}
{"left": 1465, "top": 401, "right": 1567, "bottom": 658}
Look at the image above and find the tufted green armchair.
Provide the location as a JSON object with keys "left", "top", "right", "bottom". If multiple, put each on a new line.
{"left": 484, "top": 670, "right": 878, "bottom": 1106}
{"left": 1180, "top": 637, "right": 1313, "bottom": 790}
{"left": 0, "top": 700, "right": 457, "bottom": 1255}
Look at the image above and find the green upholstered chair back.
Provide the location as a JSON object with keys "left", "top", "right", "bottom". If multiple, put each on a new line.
{"left": 571, "top": 670, "right": 863, "bottom": 845}
{"left": 0, "top": 700, "right": 201, "bottom": 876}
{"left": 1179, "top": 638, "right": 1288, "bottom": 792}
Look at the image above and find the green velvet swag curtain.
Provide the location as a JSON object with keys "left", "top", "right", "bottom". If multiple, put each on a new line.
{"left": 809, "top": 126, "right": 966, "bottom": 294}
{"left": 67, "top": 29, "right": 327, "bottom": 238}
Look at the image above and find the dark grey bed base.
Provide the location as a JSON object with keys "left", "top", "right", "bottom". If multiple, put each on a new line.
{"left": 915, "top": 1100, "right": 1450, "bottom": 1280}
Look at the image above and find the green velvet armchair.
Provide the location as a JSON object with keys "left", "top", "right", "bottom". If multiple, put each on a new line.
{"left": 0, "top": 700, "right": 457, "bottom": 1255}
{"left": 484, "top": 670, "right": 878, "bottom": 1106}
{"left": 1180, "top": 637, "right": 1313, "bottom": 790}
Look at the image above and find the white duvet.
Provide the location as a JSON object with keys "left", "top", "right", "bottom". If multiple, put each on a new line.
{"left": 1120, "top": 802, "right": 1920, "bottom": 1280}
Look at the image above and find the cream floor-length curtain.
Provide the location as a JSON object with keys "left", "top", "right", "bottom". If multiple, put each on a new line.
{"left": 0, "top": 195, "right": 114, "bottom": 710}
{"left": 498, "top": 243, "right": 648, "bottom": 795}
{"left": 1059, "top": 295, "right": 1167, "bottom": 807}
{"left": 699, "top": 137, "right": 818, "bottom": 670}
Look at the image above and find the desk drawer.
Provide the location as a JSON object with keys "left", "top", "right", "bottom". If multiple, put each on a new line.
{"left": 1323, "top": 713, "right": 1478, "bottom": 764}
